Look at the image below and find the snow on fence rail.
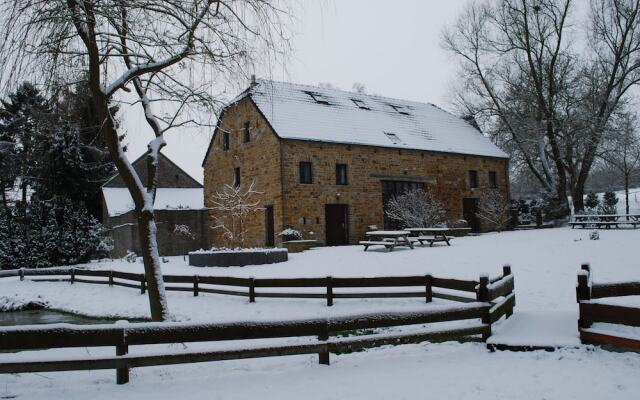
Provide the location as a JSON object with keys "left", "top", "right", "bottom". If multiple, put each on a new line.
{"left": 0, "top": 266, "right": 516, "bottom": 384}
{"left": 0, "top": 265, "right": 515, "bottom": 307}
{"left": 0, "top": 304, "right": 492, "bottom": 384}
{"left": 576, "top": 264, "right": 640, "bottom": 350}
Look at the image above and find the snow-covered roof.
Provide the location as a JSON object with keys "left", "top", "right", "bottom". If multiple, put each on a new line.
{"left": 242, "top": 80, "right": 508, "bottom": 159}
{"left": 102, "top": 187, "right": 204, "bottom": 217}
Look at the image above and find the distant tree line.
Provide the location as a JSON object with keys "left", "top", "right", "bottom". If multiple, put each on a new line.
{"left": 0, "top": 82, "right": 115, "bottom": 268}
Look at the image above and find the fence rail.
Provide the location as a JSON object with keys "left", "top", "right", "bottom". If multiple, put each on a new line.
{"left": 0, "top": 265, "right": 516, "bottom": 384}
{"left": 576, "top": 263, "right": 640, "bottom": 350}
{"left": 0, "top": 266, "right": 516, "bottom": 306}
{"left": 0, "top": 304, "right": 493, "bottom": 383}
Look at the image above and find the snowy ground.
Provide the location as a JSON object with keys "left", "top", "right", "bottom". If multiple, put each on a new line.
{"left": 1, "top": 227, "right": 640, "bottom": 399}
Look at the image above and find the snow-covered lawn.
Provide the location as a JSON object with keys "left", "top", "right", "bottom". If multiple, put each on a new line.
{"left": 1, "top": 227, "right": 640, "bottom": 399}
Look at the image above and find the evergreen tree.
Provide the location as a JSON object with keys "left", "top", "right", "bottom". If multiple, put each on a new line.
{"left": 599, "top": 191, "right": 619, "bottom": 215}
{"left": 0, "top": 82, "right": 114, "bottom": 268}
{"left": 0, "top": 82, "right": 50, "bottom": 204}
{"left": 584, "top": 192, "right": 600, "bottom": 212}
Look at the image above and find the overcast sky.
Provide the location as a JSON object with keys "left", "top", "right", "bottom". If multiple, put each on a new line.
{"left": 124, "top": 1, "right": 471, "bottom": 182}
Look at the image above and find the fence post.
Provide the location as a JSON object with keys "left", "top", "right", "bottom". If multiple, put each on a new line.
{"left": 140, "top": 277, "right": 146, "bottom": 295}
{"left": 502, "top": 265, "right": 513, "bottom": 318}
{"left": 577, "top": 271, "right": 591, "bottom": 301}
{"left": 249, "top": 277, "right": 256, "bottom": 303}
{"left": 193, "top": 275, "right": 199, "bottom": 297}
{"left": 477, "top": 274, "right": 489, "bottom": 302}
{"left": 424, "top": 274, "right": 433, "bottom": 303}
{"left": 70, "top": 268, "right": 75, "bottom": 284}
{"left": 318, "top": 320, "right": 330, "bottom": 365}
{"left": 19, "top": 268, "right": 24, "bottom": 281}
{"left": 109, "top": 270, "right": 114, "bottom": 287}
{"left": 116, "top": 327, "right": 129, "bottom": 384}
{"left": 326, "top": 277, "right": 334, "bottom": 307}
{"left": 478, "top": 274, "right": 491, "bottom": 341}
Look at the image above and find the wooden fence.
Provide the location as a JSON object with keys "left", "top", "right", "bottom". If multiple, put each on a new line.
{"left": 0, "top": 265, "right": 514, "bottom": 307}
{"left": 576, "top": 263, "right": 640, "bottom": 350}
{"left": 0, "top": 266, "right": 516, "bottom": 384}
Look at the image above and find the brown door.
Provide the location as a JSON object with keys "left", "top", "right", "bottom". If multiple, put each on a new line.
{"left": 325, "top": 204, "right": 349, "bottom": 246}
{"left": 265, "top": 205, "right": 275, "bottom": 247}
{"left": 463, "top": 198, "right": 481, "bottom": 232}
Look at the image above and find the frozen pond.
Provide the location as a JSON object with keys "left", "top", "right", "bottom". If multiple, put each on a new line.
{"left": 0, "top": 309, "right": 119, "bottom": 326}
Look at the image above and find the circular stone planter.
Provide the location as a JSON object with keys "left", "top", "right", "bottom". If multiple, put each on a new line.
{"left": 188, "top": 248, "right": 288, "bottom": 267}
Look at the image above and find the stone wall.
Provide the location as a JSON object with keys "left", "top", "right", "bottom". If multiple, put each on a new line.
{"left": 280, "top": 140, "right": 509, "bottom": 244}
{"left": 106, "top": 209, "right": 209, "bottom": 257}
{"left": 203, "top": 97, "right": 284, "bottom": 248}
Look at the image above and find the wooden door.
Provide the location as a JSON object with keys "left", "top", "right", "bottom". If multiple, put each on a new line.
{"left": 265, "top": 205, "right": 275, "bottom": 247}
{"left": 463, "top": 198, "right": 481, "bottom": 232}
{"left": 325, "top": 204, "right": 349, "bottom": 246}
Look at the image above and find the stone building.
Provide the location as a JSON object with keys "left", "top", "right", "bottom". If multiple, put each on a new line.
{"left": 203, "top": 80, "right": 509, "bottom": 247}
{"left": 102, "top": 152, "right": 209, "bottom": 257}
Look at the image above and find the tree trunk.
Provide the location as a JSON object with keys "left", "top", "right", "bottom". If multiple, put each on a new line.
{"left": 625, "top": 172, "right": 630, "bottom": 215}
{"left": 571, "top": 182, "right": 584, "bottom": 214}
{"left": 138, "top": 210, "right": 170, "bottom": 321}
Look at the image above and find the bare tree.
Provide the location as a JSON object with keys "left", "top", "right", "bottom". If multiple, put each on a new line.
{"left": 600, "top": 111, "right": 640, "bottom": 214}
{"left": 210, "top": 180, "right": 263, "bottom": 248}
{"left": 0, "top": 1, "right": 290, "bottom": 320}
{"left": 477, "top": 189, "right": 511, "bottom": 231}
{"left": 443, "top": 0, "right": 640, "bottom": 213}
{"left": 385, "top": 188, "right": 446, "bottom": 228}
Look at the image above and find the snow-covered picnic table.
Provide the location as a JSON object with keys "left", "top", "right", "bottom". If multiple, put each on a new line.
{"left": 360, "top": 231, "right": 414, "bottom": 251}
{"left": 570, "top": 214, "right": 640, "bottom": 229}
{"left": 404, "top": 227, "right": 456, "bottom": 246}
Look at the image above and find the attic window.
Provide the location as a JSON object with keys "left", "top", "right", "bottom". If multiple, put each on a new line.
{"left": 388, "top": 104, "right": 410, "bottom": 116}
{"left": 304, "top": 91, "right": 330, "bottom": 105}
{"left": 384, "top": 132, "right": 404, "bottom": 145}
{"left": 351, "top": 99, "right": 370, "bottom": 110}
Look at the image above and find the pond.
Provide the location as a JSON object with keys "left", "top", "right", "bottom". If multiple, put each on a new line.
{"left": 0, "top": 309, "right": 125, "bottom": 326}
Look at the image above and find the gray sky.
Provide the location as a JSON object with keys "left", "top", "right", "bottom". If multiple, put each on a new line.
{"left": 124, "top": 1, "right": 470, "bottom": 182}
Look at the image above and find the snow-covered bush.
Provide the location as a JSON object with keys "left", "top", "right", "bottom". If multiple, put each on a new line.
{"left": 477, "top": 190, "right": 511, "bottom": 231}
{"left": 173, "top": 224, "right": 196, "bottom": 240}
{"left": 210, "top": 181, "right": 263, "bottom": 248}
{"left": 385, "top": 188, "right": 446, "bottom": 228}
{"left": 584, "top": 192, "right": 600, "bottom": 212}
{"left": 0, "top": 197, "right": 106, "bottom": 269}
{"left": 278, "top": 228, "right": 303, "bottom": 241}
{"left": 125, "top": 251, "right": 137, "bottom": 263}
{"left": 599, "top": 191, "right": 618, "bottom": 215}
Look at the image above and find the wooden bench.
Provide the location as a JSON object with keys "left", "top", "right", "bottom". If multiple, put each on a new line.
{"left": 359, "top": 241, "right": 395, "bottom": 251}
{"left": 420, "top": 235, "right": 454, "bottom": 246}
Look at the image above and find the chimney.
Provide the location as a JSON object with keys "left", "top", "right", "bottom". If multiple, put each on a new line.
{"left": 250, "top": 74, "right": 256, "bottom": 87}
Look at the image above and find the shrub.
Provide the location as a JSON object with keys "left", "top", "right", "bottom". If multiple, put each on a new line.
{"left": 599, "top": 191, "right": 618, "bottom": 215}
{"left": 385, "top": 188, "right": 446, "bottom": 228}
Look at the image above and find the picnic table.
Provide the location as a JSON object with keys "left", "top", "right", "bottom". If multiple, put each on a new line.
{"left": 404, "top": 227, "right": 457, "bottom": 246}
{"left": 360, "top": 230, "right": 414, "bottom": 251}
{"left": 569, "top": 214, "right": 640, "bottom": 229}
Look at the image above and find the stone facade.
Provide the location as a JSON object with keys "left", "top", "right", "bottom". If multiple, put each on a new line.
{"left": 203, "top": 98, "right": 284, "bottom": 248}
{"left": 204, "top": 98, "right": 510, "bottom": 248}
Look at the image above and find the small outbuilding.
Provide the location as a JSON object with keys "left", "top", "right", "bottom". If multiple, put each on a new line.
{"left": 102, "top": 152, "right": 209, "bottom": 257}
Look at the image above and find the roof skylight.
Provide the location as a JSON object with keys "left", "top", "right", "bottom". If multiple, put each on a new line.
{"left": 304, "top": 91, "right": 330, "bottom": 105}
{"left": 388, "top": 104, "right": 411, "bottom": 116}
{"left": 351, "top": 98, "right": 370, "bottom": 110}
{"left": 384, "top": 132, "right": 405, "bottom": 145}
